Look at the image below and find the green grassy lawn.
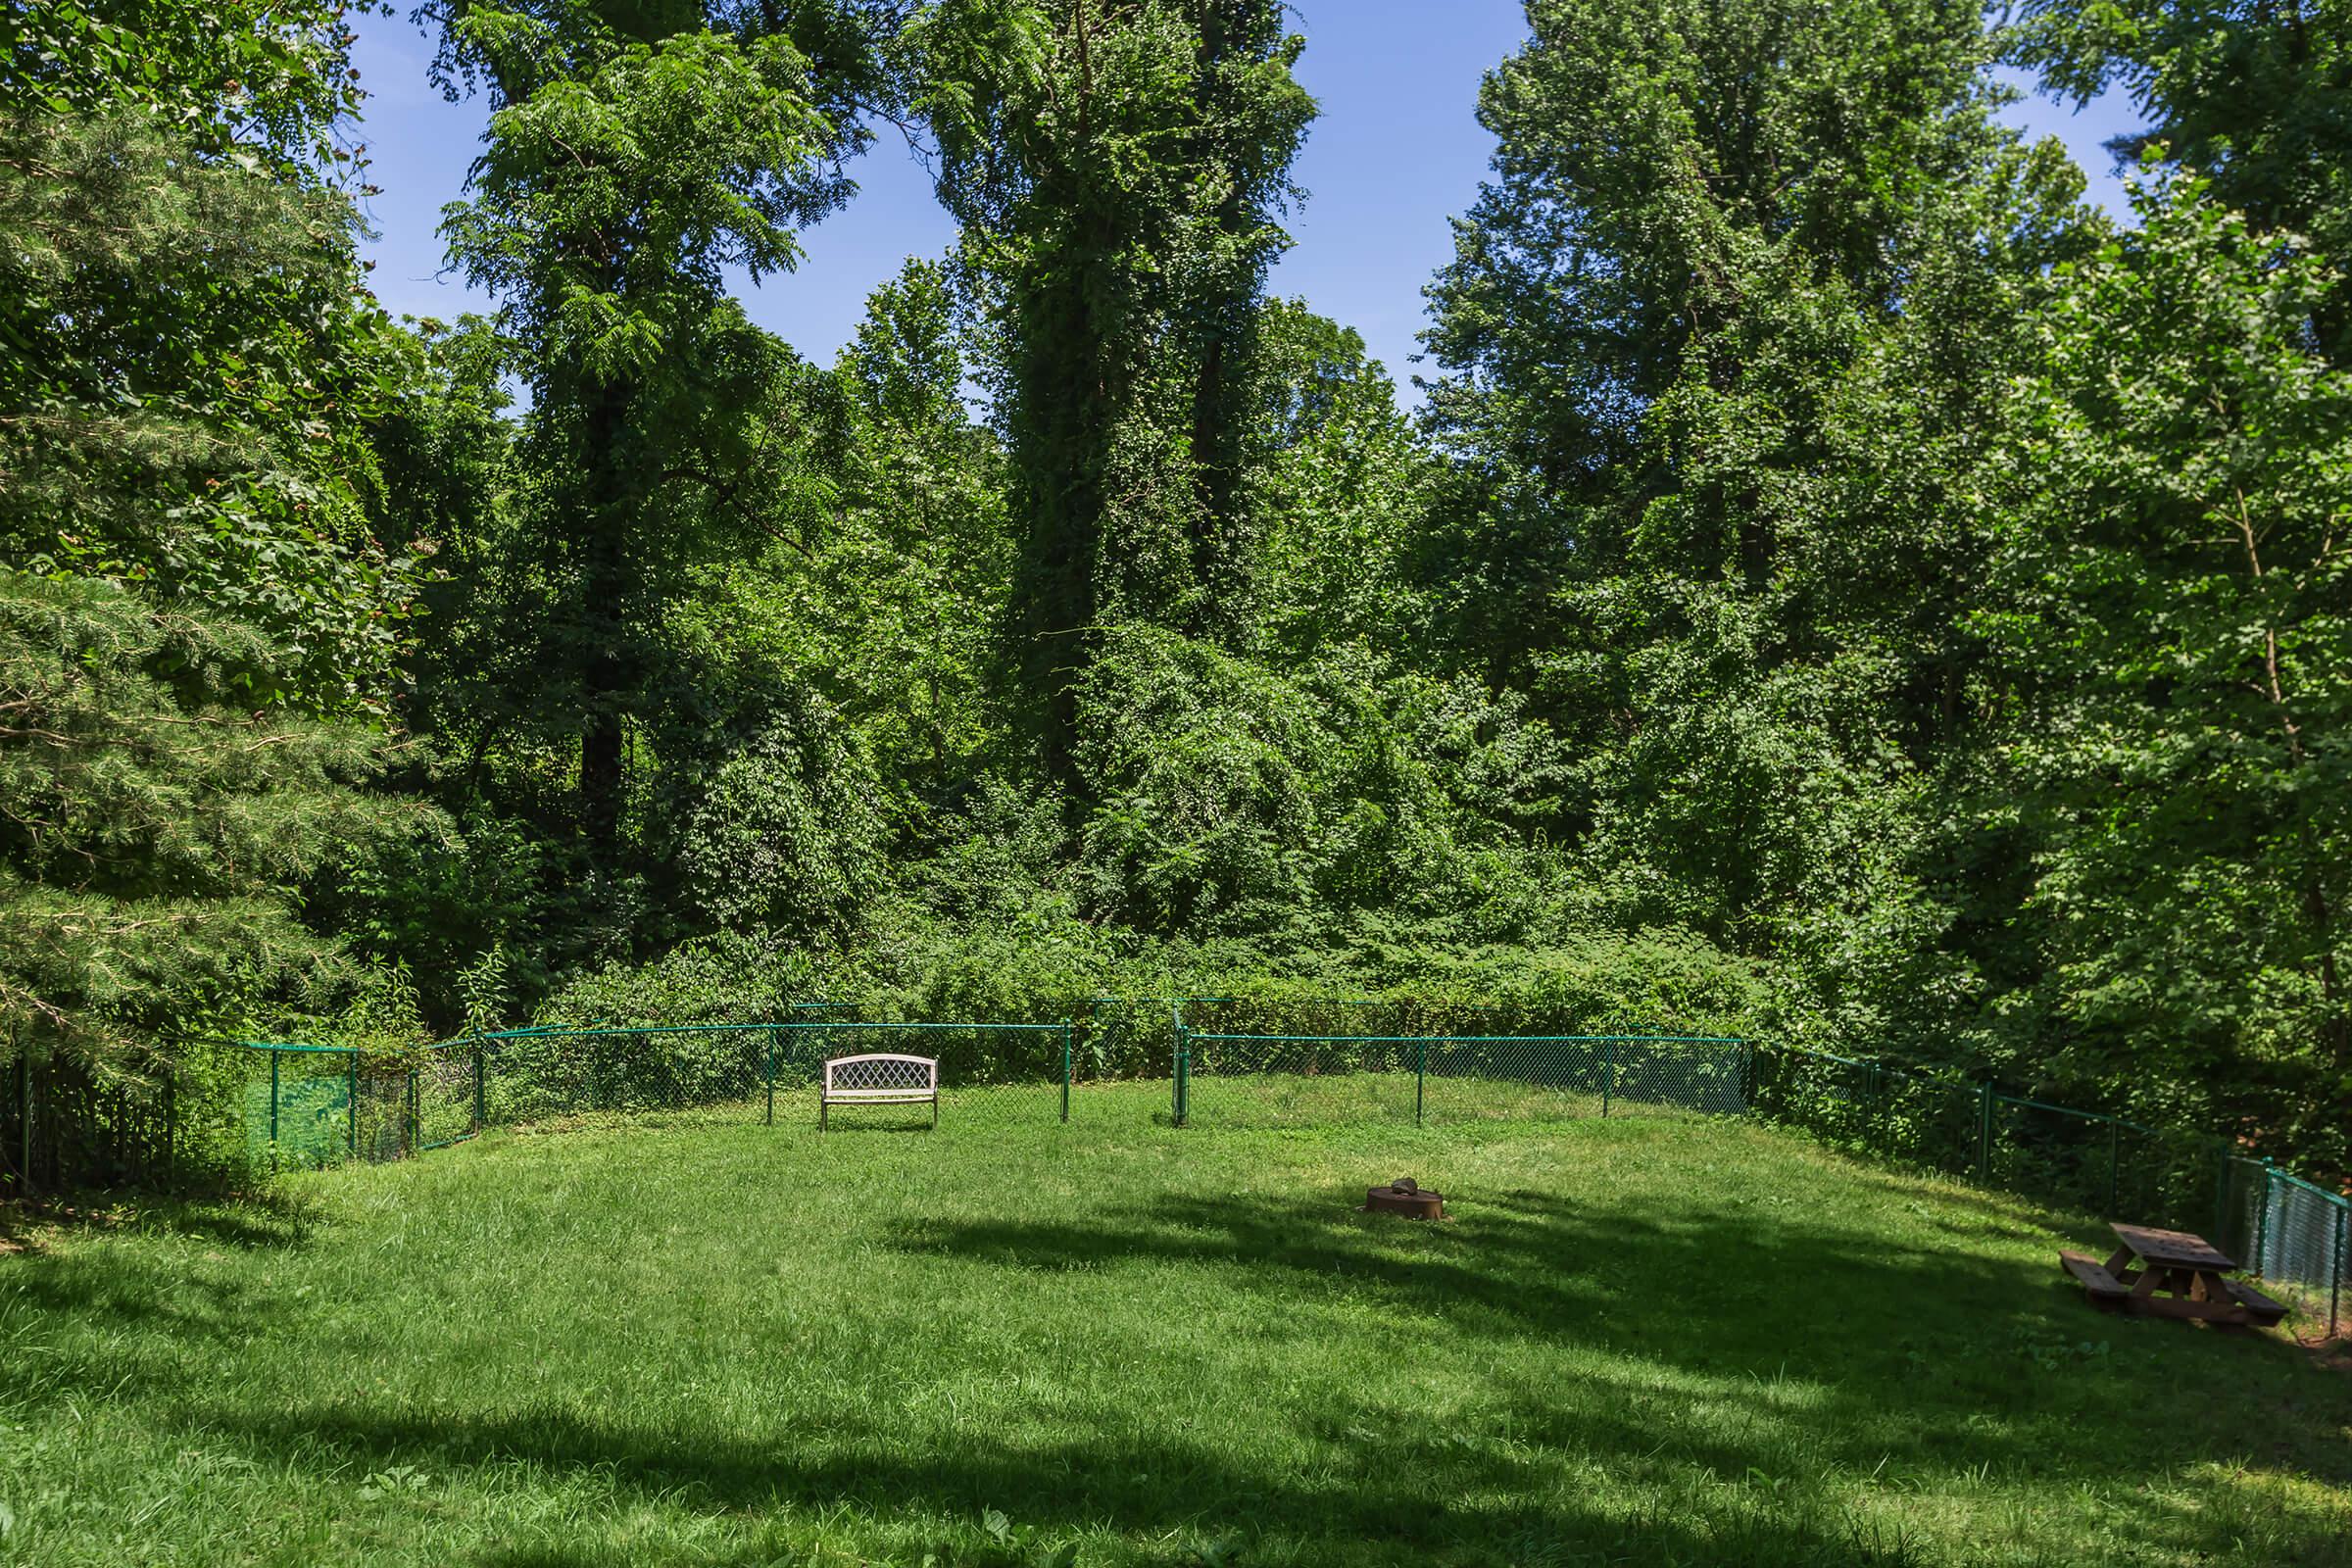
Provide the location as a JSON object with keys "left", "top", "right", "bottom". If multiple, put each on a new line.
{"left": 3, "top": 1089, "right": 2348, "bottom": 1567}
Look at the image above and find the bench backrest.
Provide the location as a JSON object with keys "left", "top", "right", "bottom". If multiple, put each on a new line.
{"left": 822, "top": 1053, "right": 938, "bottom": 1096}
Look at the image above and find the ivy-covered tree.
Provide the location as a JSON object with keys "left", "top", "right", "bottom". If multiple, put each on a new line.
{"left": 1247, "top": 301, "right": 1432, "bottom": 660}
{"left": 912, "top": 0, "right": 1312, "bottom": 778}
{"left": 1417, "top": 0, "right": 2083, "bottom": 956}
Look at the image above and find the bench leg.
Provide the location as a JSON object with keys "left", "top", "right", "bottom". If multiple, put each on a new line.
{"left": 820, "top": 1099, "right": 827, "bottom": 1133}
{"left": 930, "top": 1094, "right": 939, "bottom": 1130}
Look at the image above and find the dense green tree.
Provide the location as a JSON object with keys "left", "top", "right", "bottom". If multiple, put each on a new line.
{"left": 808, "top": 259, "right": 1011, "bottom": 819}
{"left": 0, "top": 3, "right": 437, "bottom": 1069}
{"left": 1979, "top": 168, "right": 2352, "bottom": 1151}
{"left": 0, "top": 108, "right": 431, "bottom": 715}
{"left": 0, "top": 573, "right": 414, "bottom": 1064}
{"left": 1246, "top": 301, "right": 1432, "bottom": 660}
{"left": 2015, "top": 0, "right": 2352, "bottom": 356}
{"left": 428, "top": 0, "right": 908, "bottom": 866}
{"left": 1420, "top": 0, "right": 2025, "bottom": 698}
{"left": 1, "top": 0, "right": 367, "bottom": 162}
{"left": 1402, "top": 0, "right": 2180, "bottom": 1133}
{"left": 650, "top": 259, "right": 1009, "bottom": 938}
{"left": 912, "top": 0, "right": 1312, "bottom": 777}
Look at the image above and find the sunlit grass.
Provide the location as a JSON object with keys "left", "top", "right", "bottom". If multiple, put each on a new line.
{"left": 2, "top": 1086, "right": 2346, "bottom": 1566}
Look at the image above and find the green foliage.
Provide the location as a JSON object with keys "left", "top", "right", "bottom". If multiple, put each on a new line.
{"left": 0, "top": 571, "right": 416, "bottom": 1066}
{"left": 789, "top": 258, "right": 1011, "bottom": 823}
{"left": 1247, "top": 301, "right": 1433, "bottom": 657}
{"left": 1070, "top": 623, "right": 1565, "bottom": 940}
{"left": 2013, "top": 0, "right": 2352, "bottom": 358}
{"left": 531, "top": 932, "right": 819, "bottom": 1026}
{"left": 1, "top": 0, "right": 368, "bottom": 164}
{"left": 0, "top": 7, "right": 446, "bottom": 1112}
{"left": 913, "top": 0, "right": 1315, "bottom": 770}
{"left": 0, "top": 108, "right": 436, "bottom": 714}
{"left": 24, "top": 0, "right": 2352, "bottom": 1189}
{"left": 678, "top": 690, "right": 889, "bottom": 933}
{"left": 1980, "top": 166, "right": 2352, "bottom": 1153}
{"left": 429, "top": 0, "right": 905, "bottom": 872}
{"left": 443, "top": 21, "right": 838, "bottom": 357}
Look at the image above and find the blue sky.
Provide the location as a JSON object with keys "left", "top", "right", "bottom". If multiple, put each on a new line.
{"left": 350, "top": 3, "right": 2139, "bottom": 397}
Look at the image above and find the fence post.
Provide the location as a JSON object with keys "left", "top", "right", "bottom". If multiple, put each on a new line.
{"left": 1600, "top": 1038, "right": 1615, "bottom": 1118}
{"left": 1060, "top": 1022, "right": 1072, "bottom": 1125}
{"left": 2331, "top": 1197, "right": 2345, "bottom": 1341}
{"left": 764, "top": 1028, "right": 777, "bottom": 1127}
{"left": 269, "top": 1050, "right": 281, "bottom": 1172}
{"left": 1414, "top": 1037, "right": 1427, "bottom": 1128}
{"left": 1174, "top": 1024, "right": 1190, "bottom": 1128}
{"left": 1977, "top": 1083, "right": 1994, "bottom": 1179}
{"left": 473, "top": 1041, "right": 486, "bottom": 1133}
{"left": 347, "top": 1050, "right": 359, "bottom": 1160}
{"left": 407, "top": 1068, "right": 418, "bottom": 1158}
{"left": 2254, "top": 1161, "right": 2277, "bottom": 1276}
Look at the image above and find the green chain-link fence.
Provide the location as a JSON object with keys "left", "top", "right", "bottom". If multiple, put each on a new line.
{"left": 1746, "top": 1045, "right": 2350, "bottom": 1341}
{"left": 234, "top": 1018, "right": 1085, "bottom": 1163}
{"left": 239, "top": 1039, "right": 492, "bottom": 1171}
{"left": 1746, "top": 1047, "right": 2246, "bottom": 1238}
{"left": 169, "top": 1007, "right": 2352, "bottom": 1343}
{"left": 2248, "top": 1166, "right": 2350, "bottom": 1341}
{"left": 1169, "top": 1031, "right": 1751, "bottom": 1128}
{"left": 473, "top": 1024, "right": 770, "bottom": 1128}
{"left": 1, "top": 1048, "right": 181, "bottom": 1191}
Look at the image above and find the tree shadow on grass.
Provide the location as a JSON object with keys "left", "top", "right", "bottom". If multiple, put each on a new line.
{"left": 878, "top": 1187, "right": 2352, "bottom": 1479}
{"left": 0, "top": 1185, "right": 316, "bottom": 1252}
{"left": 149, "top": 1186, "right": 2352, "bottom": 1568}
{"left": 201, "top": 1399, "right": 1940, "bottom": 1568}
{"left": 0, "top": 1189, "right": 321, "bottom": 1418}
{"left": 127, "top": 1186, "right": 321, "bottom": 1249}
{"left": 0, "top": 1252, "right": 275, "bottom": 1435}
{"left": 15, "top": 1152, "right": 2351, "bottom": 1567}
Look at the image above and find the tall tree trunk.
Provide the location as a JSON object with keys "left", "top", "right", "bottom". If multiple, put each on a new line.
{"left": 1182, "top": 1, "right": 1263, "bottom": 642}
{"left": 577, "top": 381, "right": 631, "bottom": 861}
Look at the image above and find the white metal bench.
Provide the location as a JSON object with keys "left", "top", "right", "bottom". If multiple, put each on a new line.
{"left": 820, "top": 1053, "right": 939, "bottom": 1130}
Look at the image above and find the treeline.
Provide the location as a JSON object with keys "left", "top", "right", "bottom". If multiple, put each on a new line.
{"left": 3, "top": 0, "right": 2347, "bottom": 1176}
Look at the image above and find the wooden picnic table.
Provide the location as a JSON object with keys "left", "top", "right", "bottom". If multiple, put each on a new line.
{"left": 2059, "top": 1223, "right": 2286, "bottom": 1327}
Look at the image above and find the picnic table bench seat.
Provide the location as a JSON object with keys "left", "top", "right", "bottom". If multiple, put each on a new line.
{"left": 2223, "top": 1278, "right": 2288, "bottom": 1328}
{"left": 2059, "top": 1250, "right": 2131, "bottom": 1306}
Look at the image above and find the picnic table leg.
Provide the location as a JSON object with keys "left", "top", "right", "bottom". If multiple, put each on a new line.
{"left": 2103, "top": 1246, "right": 2134, "bottom": 1276}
